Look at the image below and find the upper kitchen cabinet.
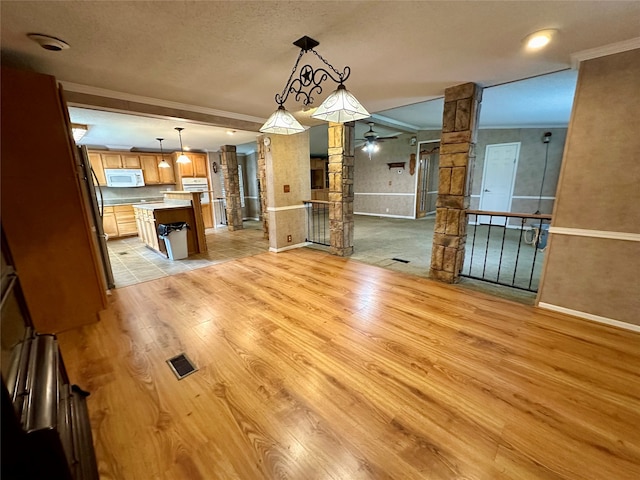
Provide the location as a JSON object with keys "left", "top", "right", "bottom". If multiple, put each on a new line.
{"left": 140, "top": 154, "right": 160, "bottom": 184}
{"left": 89, "top": 150, "right": 176, "bottom": 186}
{"left": 158, "top": 156, "right": 176, "bottom": 184}
{"left": 141, "top": 154, "right": 176, "bottom": 185}
{"left": 100, "top": 153, "right": 141, "bottom": 169}
{"left": 173, "top": 152, "right": 208, "bottom": 179}
{"left": 88, "top": 152, "right": 106, "bottom": 185}
{"left": 122, "top": 154, "right": 141, "bottom": 168}
{"left": 1, "top": 67, "right": 107, "bottom": 333}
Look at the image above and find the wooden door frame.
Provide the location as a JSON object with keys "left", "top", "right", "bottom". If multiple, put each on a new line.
{"left": 414, "top": 140, "right": 440, "bottom": 219}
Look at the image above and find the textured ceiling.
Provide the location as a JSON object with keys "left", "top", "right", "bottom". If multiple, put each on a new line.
{"left": 2, "top": 1, "right": 639, "bottom": 153}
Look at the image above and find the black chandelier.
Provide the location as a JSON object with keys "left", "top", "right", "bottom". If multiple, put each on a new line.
{"left": 260, "top": 36, "right": 370, "bottom": 135}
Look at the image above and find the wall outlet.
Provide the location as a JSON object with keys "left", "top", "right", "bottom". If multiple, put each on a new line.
{"left": 287, "top": 234, "right": 292, "bottom": 242}
{"left": 386, "top": 208, "right": 389, "bottom": 213}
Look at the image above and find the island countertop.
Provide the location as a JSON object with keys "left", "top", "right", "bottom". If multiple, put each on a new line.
{"left": 131, "top": 202, "right": 191, "bottom": 211}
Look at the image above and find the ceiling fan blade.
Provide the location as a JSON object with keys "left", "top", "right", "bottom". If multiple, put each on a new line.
{"left": 377, "top": 136, "right": 398, "bottom": 141}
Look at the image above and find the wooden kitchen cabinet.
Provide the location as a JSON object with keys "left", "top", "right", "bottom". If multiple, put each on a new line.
{"left": 140, "top": 154, "right": 176, "bottom": 185}
{"left": 173, "top": 152, "right": 208, "bottom": 179}
{"left": 1, "top": 67, "right": 106, "bottom": 332}
{"left": 102, "top": 153, "right": 123, "bottom": 169}
{"left": 122, "top": 154, "right": 141, "bottom": 168}
{"left": 99, "top": 153, "right": 141, "bottom": 169}
{"left": 202, "top": 202, "right": 213, "bottom": 229}
{"left": 88, "top": 152, "right": 107, "bottom": 185}
{"left": 194, "top": 154, "right": 208, "bottom": 177}
{"left": 158, "top": 156, "right": 176, "bottom": 184}
{"left": 140, "top": 154, "right": 161, "bottom": 184}
{"left": 102, "top": 206, "right": 119, "bottom": 238}
{"left": 114, "top": 204, "right": 137, "bottom": 236}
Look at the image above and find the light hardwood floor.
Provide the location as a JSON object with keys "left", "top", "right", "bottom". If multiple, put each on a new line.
{"left": 57, "top": 248, "right": 640, "bottom": 480}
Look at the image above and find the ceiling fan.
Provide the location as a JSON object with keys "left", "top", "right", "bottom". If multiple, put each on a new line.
{"left": 359, "top": 122, "right": 398, "bottom": 159}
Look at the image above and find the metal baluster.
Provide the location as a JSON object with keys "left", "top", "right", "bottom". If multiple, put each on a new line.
{"left": 482, "top": 216, "right": 492, "bottom": 278}
{"left": 512, "top": 218, "right": 526, "bottom": 287}
{"left": 528, "top": 218, "right": 544, "bottom": 290}
{"left": 496, "top": 216, "right": 508, "bottom": 283}
{"left": 468, "top": 214, "right": 478, "bottom": 275}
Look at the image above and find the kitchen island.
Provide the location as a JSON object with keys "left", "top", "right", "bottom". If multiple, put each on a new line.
{"left": 133, "top": 202, "right": 199, "bottom": 258}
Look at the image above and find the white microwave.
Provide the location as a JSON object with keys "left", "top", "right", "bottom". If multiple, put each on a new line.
{"left": 104, "top": 169, "right": 145, "bottom": 187}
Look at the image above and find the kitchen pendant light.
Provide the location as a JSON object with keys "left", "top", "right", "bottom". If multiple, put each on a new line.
{"left": 157, "top": 137, "right": 170, "bottom": 169}
{"left": 174, "top": 127, "right": 191, "bottom": 164}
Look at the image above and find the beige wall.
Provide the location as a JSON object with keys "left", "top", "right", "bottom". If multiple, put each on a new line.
{"left": 470, "top": 128, "right": 567, "bottom": 214}
{"left": 354, "top": 132, "right": 417, "bottom": 218}
{"left": 354, "top": 127, "right": 567, "bottom": 218}
{"left": 263, "top": 132, "right": 310, "bottom": 251}
{"left": 537, "top": 49, "right": 640, "bottom": 327}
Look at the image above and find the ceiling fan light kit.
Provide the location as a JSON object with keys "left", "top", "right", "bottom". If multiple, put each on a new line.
{"left": 360, "top": 122, "right": 398, "bottom": 159}
{"left": 260, "top": 35, "right": 370, "bottom": 135}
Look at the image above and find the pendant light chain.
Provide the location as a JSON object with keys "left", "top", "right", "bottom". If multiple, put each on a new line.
{"left": 311, "top": 48, "right": 348, "bottom": 83}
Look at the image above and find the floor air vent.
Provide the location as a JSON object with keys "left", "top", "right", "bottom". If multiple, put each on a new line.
{"left": 392, "top": 258, "right": 410, "bottom": 264}
{"left": 167, "top": 353, "right": 198, "bottom": 380}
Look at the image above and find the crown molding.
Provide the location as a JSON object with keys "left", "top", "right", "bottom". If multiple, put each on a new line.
{"left": 59, "top": 81, "right": 267, "bottom": 124}
{"left": 571, "top": 37, "right": 640, "bottom": 69}
{"left": 369, "top": 114, "right": 420, "bottom": 133}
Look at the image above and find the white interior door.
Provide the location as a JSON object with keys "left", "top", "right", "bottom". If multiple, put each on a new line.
{"left": 479, "top": 143, "right": 520, "bottom": 224}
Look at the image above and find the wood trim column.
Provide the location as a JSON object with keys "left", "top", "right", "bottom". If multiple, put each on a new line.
{"left": 220, "top": 145, "right": 243, "bottom": 231}
{"left": 328, "top": 122, "right": 355, "bottom": 257}
{"left": 430, "top": 82, "right": 482, "bottom": 283}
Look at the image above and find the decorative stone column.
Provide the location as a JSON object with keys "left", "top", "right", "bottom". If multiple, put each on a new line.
{"left": 220, "top": 145, "right": 243, "bottom": 231}
{"left": 328, "top": 122, "right": 355, "bottom": 257}
{"left": 257, "top": 138, "right": 269, "bottom": 238}
{"left": 429, "top": 83, "right": 482, "bottom": 283}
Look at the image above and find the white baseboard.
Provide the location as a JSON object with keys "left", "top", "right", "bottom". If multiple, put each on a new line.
{"left": 355, "top": 212, "right": 414, "bottom": 219}
{"left": 269, "top": 242, "right": 311, "bottom": 253}
{"left": 537, "top": 302, "right": 640, "bottom": 333}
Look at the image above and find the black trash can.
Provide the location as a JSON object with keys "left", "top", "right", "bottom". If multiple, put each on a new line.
{"left": 157, "top": 222, "right": 189, "bottom": 260}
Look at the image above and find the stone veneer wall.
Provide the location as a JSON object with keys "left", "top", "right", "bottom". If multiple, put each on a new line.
{"left": 429, "top": 83, "right": 482, "bottom": 283}
{"left": 220, "top": 145, "right": 243, "bottom": 231}
{"left": 328, "top": 122, "right": 355, "bottom": 257}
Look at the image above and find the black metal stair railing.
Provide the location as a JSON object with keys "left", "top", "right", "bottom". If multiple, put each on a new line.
{"left": 303, "top": 200, "right": 330, "bottom": 246}
{"left": 463, "top": 210, "right": 552, "bottom": 292}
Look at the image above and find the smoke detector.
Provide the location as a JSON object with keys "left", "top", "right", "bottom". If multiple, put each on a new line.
{"left": 27, "top": 33, "right": 70, "bottom": 51}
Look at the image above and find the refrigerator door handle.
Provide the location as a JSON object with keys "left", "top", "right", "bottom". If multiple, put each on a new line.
{"left": 90, "top": 168, "right": 104, "bottom": 217}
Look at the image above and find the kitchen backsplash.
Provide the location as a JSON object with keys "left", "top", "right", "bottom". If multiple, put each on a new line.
{"left": 100, "top": 185, "right": 175, "bottom": 205}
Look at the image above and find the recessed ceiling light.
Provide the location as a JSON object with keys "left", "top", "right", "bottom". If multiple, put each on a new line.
{"left": 226, "top": 130, "right": 236, "bottom": 135}
{"left": 523, "top": 29, "right": 557, "bottom": 50}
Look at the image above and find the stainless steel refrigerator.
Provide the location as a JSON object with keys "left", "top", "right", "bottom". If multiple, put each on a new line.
{"left": 76, "top": 145, "right": 115, "bottom": 289}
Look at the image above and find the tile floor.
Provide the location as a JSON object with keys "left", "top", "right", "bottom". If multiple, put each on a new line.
{"left": 107, "top": 220, "right": 267, "bottom": 287}
{"left": 108, "top": 215, "right": 536, "bottom": 304}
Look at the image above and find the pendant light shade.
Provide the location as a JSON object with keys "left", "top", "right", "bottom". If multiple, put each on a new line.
{"left": 156, "top": 137, "right": 170, "bottom": 169}
{"left": 311, "top": 84, "right": 370, "bottom": 123}
{"left": 174, "top": 127, "right": 191, "bottom": 164}
{"left": 259, "top": 106, "right": 305, "bottom": 135}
